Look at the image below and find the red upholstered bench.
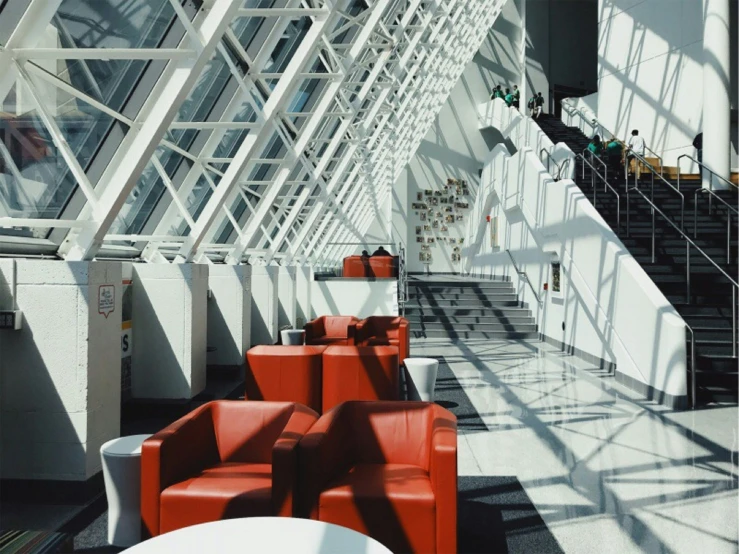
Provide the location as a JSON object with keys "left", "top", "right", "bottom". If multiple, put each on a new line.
{"left": 368, "top": 256, "right": 398, "bottom": 277}
{"left": 245, "top": 346, "right": 326, "bottom": 413}
{"left": 321, "top": 346, "right": 399, "bottom": 413}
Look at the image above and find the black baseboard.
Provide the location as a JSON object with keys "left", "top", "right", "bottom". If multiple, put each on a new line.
{"left": 539, "top": 333, "right": 688, "bottom": 409}
{"left": 0, "top": 471, "right": 104, "bottom": 505}
{"left": 539, "top": 333, "right": 616, "bottom": 372}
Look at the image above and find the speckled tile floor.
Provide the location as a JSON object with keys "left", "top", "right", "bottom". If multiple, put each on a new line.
{"left": 412, "top": 338, "right": 739, "bottom": 554}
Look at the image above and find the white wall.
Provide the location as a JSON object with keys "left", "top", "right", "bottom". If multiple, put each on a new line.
{"left": 310, "top": 277, "right": 398, "bottom": 319}
{"left": 207, "top": 265, "right": 251, "bottom": 368}
{"left": 131, "top": 264, "right": 208, "bottom": 399}
{"left": 0, "top": 260, "right": 121, "bottom": 480}
{"left": 597, "top": 0, "right": 738, "bottom": 167}
{"left": 295, "top": 265, "right": 312, "bottom": 329}
{"left": 277, "top": 266, "right": 297, "bottom": 329}
{"left": 466, "top": 143, "right": 688, "bottom": 403}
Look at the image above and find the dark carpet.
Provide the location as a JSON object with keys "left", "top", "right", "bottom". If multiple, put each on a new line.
{"left": 71, "top": 356, "right": 563, "bottom": 553}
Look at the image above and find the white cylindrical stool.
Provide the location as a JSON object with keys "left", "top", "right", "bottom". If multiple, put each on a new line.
{"left": 403, "top": 358, "right": 439, "bottom": 402}
{"left": 281, "top": 329, "right": 305, "bottom": 345}
{"left": 100, "top": 434, "right": 152, "bottom": 547}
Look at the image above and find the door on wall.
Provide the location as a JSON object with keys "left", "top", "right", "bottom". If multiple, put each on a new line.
{"left": 551, "top": 84, "right": 596, "bottom": 118}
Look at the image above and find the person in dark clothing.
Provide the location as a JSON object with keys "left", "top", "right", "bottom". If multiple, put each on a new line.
{"left": 361, "top": 250, "right": 370, "bottom": 257}
{"left": 587, "top": 135, "right": 604, "bottom": 158}
{"left": 693, "top": 132, "right": 703, "bottom": 165}
{"left": 372, "top": 246, "right": 391, "bottom": 256}
{"left": 512, "top": 85, "right": 520, "bottom": 109}
{"left": 504, "top": 88, "right": 514, "bottom": 107}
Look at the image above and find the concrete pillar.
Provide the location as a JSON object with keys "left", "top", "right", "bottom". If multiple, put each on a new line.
{"left": 250, "top": 264, "right": 279, "bottom": 345}
{"left": 207, "top": 265, "right": 252, "bottom": 370}
{"left": 0, "top": 260, "right": 121, "bottom": 481}
{"left": 295, "top": 265, "right": 312, "bottom": 329}
{"left": 131, "top": 264, "right": 208, "bottom": 399}
{"left": 702, "top": 0, "right": 731, "bottom": 189}
{"left": 277, "top": 266, "right": 297, "bottom": 329}
{"left": 519, "top": 0, "right": 527, "bottom": 110}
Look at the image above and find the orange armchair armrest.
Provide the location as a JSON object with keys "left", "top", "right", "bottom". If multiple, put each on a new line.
{"left": 298, "top": 404, "right": 352, "bottom": 518}
{"left": 272, "top": 404, "right": 319, "bottom": 517}
{"left": 430, "top": 405, "right": 457, "bottom": 554}
{"left": 304, "top": 317, "right": 325, "bottom": 343}
{"left": 141, "top": 403, "right": 219, "bottom": 538}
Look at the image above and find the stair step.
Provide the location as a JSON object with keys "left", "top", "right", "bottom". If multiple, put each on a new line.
{"left": 415, "top": 322, "right": 537, "bottom": 332}
{"left": 404, "top": 307, "right": 533, "bottom": 317}
{"left": 415, "top": 329, "right": 540, "bottom": 340}
{"left": 410, "top": 296, "right": 522, "bottom": 307}
{"left": 406, "top": 315, "right": 535, "bottom": 324}
{"left": 409, "top": 284, "right": 515, "bottom": 293}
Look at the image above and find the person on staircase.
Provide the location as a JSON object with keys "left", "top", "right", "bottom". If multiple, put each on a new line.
{"left": 587, "top": 135, "right": 604, "bottom": 159}
{"left": 504, "top": 88, "right": 514, "bottom": 108}
{"left": 372, "top": 246, "right": 392, "bottom": 256}
{"left": 626, "top": 129, "right": 646, "bottom": 181}
{"left": 490, "top": 85, "right": 504, "bottom": 100}
{"left": 605, "top": 138, "right": 624, "bottom": 180}
{"left": 529, "top": 92, "right": 544, "bottom": 119}
{"left": 512, "top": 85, "right": 520, "bottom": 109}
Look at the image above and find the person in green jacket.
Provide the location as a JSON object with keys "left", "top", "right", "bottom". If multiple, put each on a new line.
{"left": 587, "top": 135, "right": 604, "bottom": 158}
{"left": 512, "top": 85, "right": 520, "bottom": 109}
{"left": 605, "top": 138, "right": 624, "bottom": 178}
{"left": 504, "top": 88, "right": 514, "bottom": 107}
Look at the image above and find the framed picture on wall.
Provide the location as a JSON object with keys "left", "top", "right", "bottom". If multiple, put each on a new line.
{"left": 416, "top": 192, "right": 423, "bottom": 201}
{"left": 434, "top": 190, "right": 442, "bottom": 197}
{"left": 420, "top": 212, "right": 426, "bottom": 221}
{"left": 445, "top": 215, "right": 454, "bottom": 223}
{"left": 424, "top": 189, "right": 433, "bottom": 196}
{"left": 423, "top": 224, "right": 431, "bottom": 231}
{"left": 441, "top": 225, "right": 448, "bottom": 232}
{"left": 415, "top": 226, "right": 422, "bottom": 234}
{"left": 456, "top": 214, "right": 463, "bottom": 221}
{"left": 416, "top": 236, "right": 424, "bottom": 243}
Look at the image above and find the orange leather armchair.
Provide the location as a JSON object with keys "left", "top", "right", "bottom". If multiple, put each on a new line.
{"left": 321, "top": 346, "right": 399, "bottom": 412}
{"left": 354, "top": 316, "right": 410, "bottom": 363}
{"left": 368, "top": 256, "right": 398, "bottom": 278}
{"left": 245, "top": 346, "right": 326, "bottom": 413}
{"left": 299, "top": 401, "right": 457, "bottom": 554}
{"left": 343, "top": 256, "right": 371, "bottom": 277}
{"left": 304, "top": 315, "right": 359, "bottom": 346}
{"left": 141, "top": 401, "right": 318, "bottom": 537}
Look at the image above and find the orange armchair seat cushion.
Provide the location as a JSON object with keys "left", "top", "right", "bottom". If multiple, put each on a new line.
{"left": 141, "top": 401, "right": 318, "bottom": 537}
{"left": 304, "top": 316, "right": 359, "bottom": 346}
{"left": 245, "top": 345, "right": 326, "bottom": 413}
{"left": 321, "top": 346, "right": 399, "bottom": 413}
{"left": 354, "top": 316, "right": 410, "bottom": 363}
{"left": 299, "top": 401, "right": 457, "bottom": 554}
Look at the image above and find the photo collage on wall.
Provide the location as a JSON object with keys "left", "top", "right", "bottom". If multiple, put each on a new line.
{"left": 413, "top": 178, "right": 470, "bottom": 263}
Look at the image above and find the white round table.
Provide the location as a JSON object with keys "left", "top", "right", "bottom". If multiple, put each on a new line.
{"left": 122, "top": 517, "right": 393, "bottom": 554}
{"left": 281, "top": 329, "right": 306, "bottom": 345}
{"left": 403, "top": 357, "right": 439, "bottom": 401}
{"left": 100, "top": 434, "right": 152, "bottom": 547}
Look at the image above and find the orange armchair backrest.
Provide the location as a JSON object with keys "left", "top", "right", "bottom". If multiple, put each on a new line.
{"left": 324, "top": 316, "right": 358, "bottom": 338}
{"left": 347, "top": 402, "right": 433, "bottom": 470}
{"left": 211, "top": 401, "right": 294, "bottom": 463}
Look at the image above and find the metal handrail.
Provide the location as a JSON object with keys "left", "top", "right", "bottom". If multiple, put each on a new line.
{"left": 628, "top": 186, "right": 738, "bottom": 376}
{"left": 625, "top": 149, "right": 685, "bottom": 229}
{"left": 685, "top": 324, "right": 698, "bottom": 408}
{"left": 677, "top": 154, "right": 736, "bottom": 192}
{"left": 644, "top": 145, "right": 664, "bottom": 176}
{"left": 397, "top": 243, "right": 408, "bottom": 315}
{"left": 506, "top": 249, "right": 543, "bottom": 307}
{"left": 540, "top": 148, "right": 565, "bottom": 180}
{"left": 693, "top": 188, "right": 736, "bottom": 264}
{"left": 577, "top": 153, "right": 620, "bottom": 233}
{"left": 582, "top": 148, "right": 608, "bottom": 184}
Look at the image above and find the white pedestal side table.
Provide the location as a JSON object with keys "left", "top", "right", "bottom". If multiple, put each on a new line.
{"left": 403, "top": 357, "right": 439, "bottom": 401}
{"left": 281, "top": 329, "right": 306, "bottom": 345}
{"left": 100, "top": 434, "right": 152, "bottom": 547}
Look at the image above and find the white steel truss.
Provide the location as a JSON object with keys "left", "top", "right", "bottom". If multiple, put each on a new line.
{"left": 0, "top": 0, "right": 505, "bottom": 266}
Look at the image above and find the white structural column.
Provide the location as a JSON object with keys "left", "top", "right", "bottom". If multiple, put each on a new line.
{"left": 519, "top": 0, "right": 527, "bottom": 108}
{"left": 702, "top": 0, "right": 731, "bottom": 190}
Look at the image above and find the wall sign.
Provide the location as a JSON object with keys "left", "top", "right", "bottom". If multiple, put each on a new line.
{"left": 98, "top": 285, "right": 115, "bottom": 318}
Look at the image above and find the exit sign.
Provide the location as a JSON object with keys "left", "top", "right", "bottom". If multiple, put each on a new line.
{"left": 0, "top": 311, "right": 22, "bottom": 330}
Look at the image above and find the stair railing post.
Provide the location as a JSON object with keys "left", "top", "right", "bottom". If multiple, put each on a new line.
{"left": 686, "top": 241, "right": 691, "bottom": 303}
{"left": 694, "top": 189, "right": 699, "bottom": 238}
{"left": 651, "top": 199, "right": 656, "bottom": 263}
{"left": 688, "top": 325, "right": 696, "bottom": 409}
{"left": 733, "top": 286, "right": 737, "bottom": 358}
{"left": 727, "top": 213, "right": 731, "bottom": 265}
{"left": 626, "top": 187, "right": 631, "bottom": 238}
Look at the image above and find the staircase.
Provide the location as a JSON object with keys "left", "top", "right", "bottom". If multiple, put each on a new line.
{"left": 405, "top": 276, "right": 538, "bottom": 340}
{"left": 537, "top": 115, "right": 738, "bottom": 404}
